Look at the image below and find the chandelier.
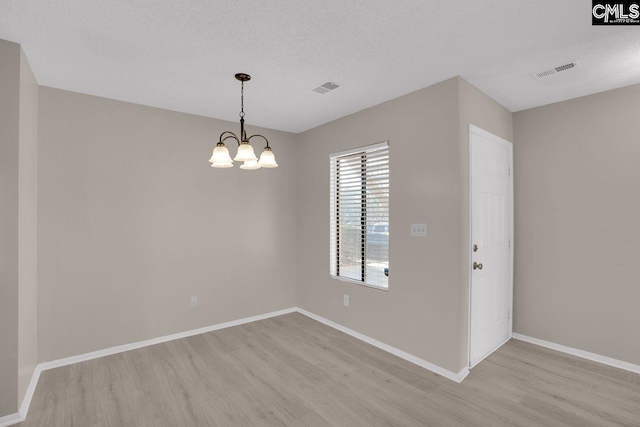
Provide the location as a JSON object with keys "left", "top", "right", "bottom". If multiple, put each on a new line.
{"left": 209, "top": 73, "right": 278, "bottom": 169}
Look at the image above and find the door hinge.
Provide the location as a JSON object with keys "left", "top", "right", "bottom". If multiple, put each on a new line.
{"left": 509, "top": 238, "right": 511, "bottom": 249}
{"left": 508, "top": 166, "right": 511, "bottom": 176}
{"left": 508, "top": 310, "right": 511, "bottom": 321}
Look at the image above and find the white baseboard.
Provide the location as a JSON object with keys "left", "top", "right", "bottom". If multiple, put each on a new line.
{"left": 0, "top": 307, "right": 297, "bottom": 427}
{"left": 513, "top": 333, "right": 640, "bottom": 375}
{"left": 0, "top": 364, "right": 42, "bottom": 427}
{"left": 0, "top": 413, "right": 22, "bottom": 427}
{"left": 296, "top": 308, "right": 469, "bottom": 383}
{"left": 17, "top": 364, "right": 42, "bottom": 423}
{"left": 39, "top": 307, "right": 297, "bottom": 371}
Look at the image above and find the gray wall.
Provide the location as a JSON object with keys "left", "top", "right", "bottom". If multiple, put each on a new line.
{"left": 36, "top": 76, "right": 513, "bottom": 376}
{"left": 0, "top": 38, "right": 21, "bottom": 419}
{"left": 0, "top": 39, "right": 39, "bottom": 418}
{"left": 513, "top": 83, "right": 640, "bottom": 365}
{"left": 296, "top": 77, "right": 513, "bottom": 373}
{"left": 37, "top": 87, "right": 298, "bottom": 362}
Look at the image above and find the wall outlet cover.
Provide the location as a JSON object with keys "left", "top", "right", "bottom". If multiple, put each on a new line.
{"left": 411, "top": 224, "right": 427, "bottom": 237}
{"left": 190, "top": 296, "right": 198, "bottom": 308}
{"left": 343, "top": 295, "right": 350, "bottom": 307}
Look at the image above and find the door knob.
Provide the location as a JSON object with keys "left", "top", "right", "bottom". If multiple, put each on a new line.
{"left": 473, "top": 244, "right": 478, "bottom": 252}
{"left": 473, "top": 262, "right": 483, "bottom": 270}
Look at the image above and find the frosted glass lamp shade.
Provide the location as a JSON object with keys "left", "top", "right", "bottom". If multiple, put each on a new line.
{"left": 240, "top": 159, "right": 261, "bottom": 170}
{"left": 234, "top": 142, "right": 258, "bottom": 162}
{"left": 257, "top": 147, "right": 278, "bottom": 168}
{"left": 209, "top": 144, "right": 233, "bottom": 163}
{"left": 209, "top": 144, "right": 233, "bottom": 168}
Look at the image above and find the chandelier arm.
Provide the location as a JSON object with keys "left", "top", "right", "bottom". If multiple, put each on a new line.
{"left": 247, "top": 134, "right": 271, "bottom": 148}
{"left": 222, "top": 135, "right": 241, "bottom": 146}
{"left": 219, "top": 131, "right": 241, "bottom": 146}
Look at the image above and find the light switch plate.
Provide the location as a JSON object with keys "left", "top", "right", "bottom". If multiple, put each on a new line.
{"left": 411, "top": 224, "right": 427, "bottom": 237}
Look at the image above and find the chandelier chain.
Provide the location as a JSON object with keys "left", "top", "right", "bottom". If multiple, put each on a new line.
{"left": 239, "top": 81, "right": 245, "bottom": 118}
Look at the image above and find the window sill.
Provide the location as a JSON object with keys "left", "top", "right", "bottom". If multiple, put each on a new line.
{"left": 330, "top": 275, "right": 389, "bottom": 292}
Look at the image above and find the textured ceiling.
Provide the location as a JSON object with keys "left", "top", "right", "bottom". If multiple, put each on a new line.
{"left": 1, "top": 0, "right": 639, "bottom": 133}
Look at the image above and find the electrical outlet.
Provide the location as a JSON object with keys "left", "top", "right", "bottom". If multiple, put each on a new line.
{"left": 343, "top": 295, "right": 349, "bottom": 307}
{"left": 411, "top": 224, "right": 427, "bottom": 237}
{"left": 190, "top": 296, "right": 197, "bottom": 308}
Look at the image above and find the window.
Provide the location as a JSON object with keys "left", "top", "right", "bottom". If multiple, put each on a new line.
{"left": 330, "top": 142, "right": 389, "bottom": 290}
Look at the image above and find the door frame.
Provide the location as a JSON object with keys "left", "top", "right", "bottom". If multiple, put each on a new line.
{"left": 467, "top": 124, "right": 514, "bottom": 369}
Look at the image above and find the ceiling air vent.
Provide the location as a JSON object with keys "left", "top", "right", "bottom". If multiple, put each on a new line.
{"left": 533, "top": 61, "right": 580, "bottom": 79}
{"left": 312, "top": 81, "right": 340, "bottom": 94}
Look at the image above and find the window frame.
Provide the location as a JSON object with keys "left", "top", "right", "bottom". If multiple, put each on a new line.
{"left": 329, "top": 141, "right": 389, "bottom": 291}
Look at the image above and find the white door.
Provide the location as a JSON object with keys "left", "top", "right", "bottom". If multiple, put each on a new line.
{"left": 469, "top": 125, "right": 513, "bottom": 368}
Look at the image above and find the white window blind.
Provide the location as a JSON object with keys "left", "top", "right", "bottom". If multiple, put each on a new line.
{"left": 330, "top": 142, "right": 389, "bottom": 290}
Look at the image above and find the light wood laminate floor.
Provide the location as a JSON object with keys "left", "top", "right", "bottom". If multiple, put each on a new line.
{"left": 20, "top": 313, "right": 640, "bottom": 426}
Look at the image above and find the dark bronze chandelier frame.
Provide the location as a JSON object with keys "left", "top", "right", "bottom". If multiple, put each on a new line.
{"left": 216, "top": 73, "right": 272, "bottom": 151}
